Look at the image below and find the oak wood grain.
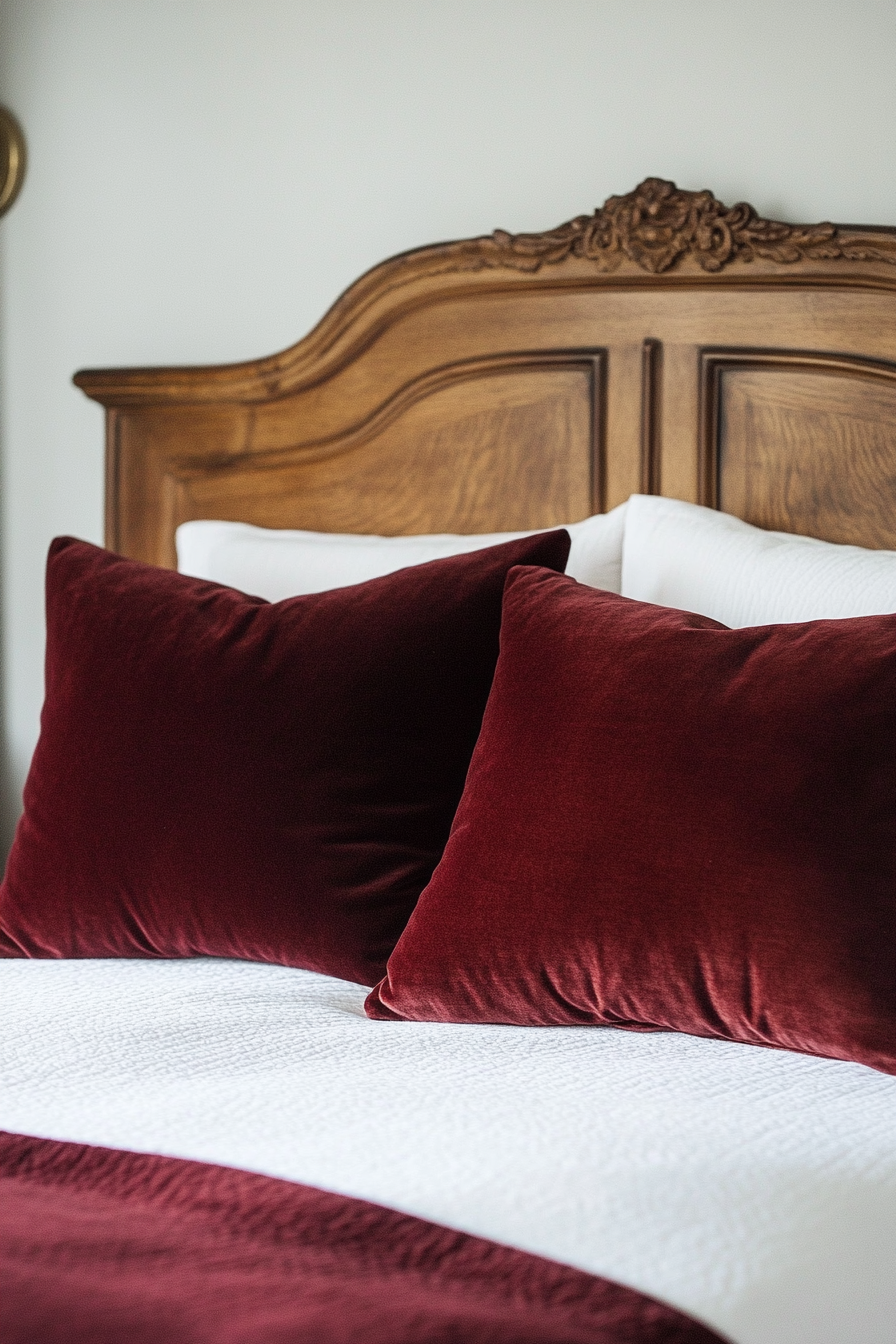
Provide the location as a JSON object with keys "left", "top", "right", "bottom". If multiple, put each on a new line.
{"left": 714, "top": 358, "right": 896, "bottom": 546}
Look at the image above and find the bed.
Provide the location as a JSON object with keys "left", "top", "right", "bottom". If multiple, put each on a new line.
{"left": 2, "top": 178, "right": 896, "bottom": 1343}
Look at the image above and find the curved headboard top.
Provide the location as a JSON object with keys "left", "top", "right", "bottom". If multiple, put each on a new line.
{"left": 75, "top": 179, "right": 896, "bottom": 567}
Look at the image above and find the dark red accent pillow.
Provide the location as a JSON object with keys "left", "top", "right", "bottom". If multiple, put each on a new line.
{"left": 0, "top": 532, "right": 570, "bottom": 985}
{"left": 367, "top": 567, "right": 896, "bottom": 1074}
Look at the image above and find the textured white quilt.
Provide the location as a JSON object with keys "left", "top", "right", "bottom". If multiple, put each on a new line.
{"left": 2, "top": 957, "right": 894, "bottom": 1344}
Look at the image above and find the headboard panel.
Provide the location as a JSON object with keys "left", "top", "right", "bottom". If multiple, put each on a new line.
{"left": 75, "top": 179, "right": 896, "bottom": 567}
{"left": 707, "top": 351, "right": 896, "bottom": 547}
{"left": 168, "top": 353, "right": 603, "bottom": 538}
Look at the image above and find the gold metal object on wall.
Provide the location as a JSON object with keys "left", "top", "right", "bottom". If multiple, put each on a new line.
{"left": 0, "top": 106, "right": 26, "bottom": 217}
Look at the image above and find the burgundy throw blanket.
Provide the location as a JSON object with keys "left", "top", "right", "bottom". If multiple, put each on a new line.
{"left": 0, "top": 1131, "right": 726, "bottom": 1343}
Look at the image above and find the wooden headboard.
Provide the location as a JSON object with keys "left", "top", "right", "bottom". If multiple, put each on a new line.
{"left": 74, "top": 178, "right": 896, "bottom": 568}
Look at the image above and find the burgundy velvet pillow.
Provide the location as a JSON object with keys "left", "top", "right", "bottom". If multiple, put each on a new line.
{"left": 367, "top": 567, "right": 896, "bottom": 1073}
{"left": 0, "top": 532, "right": 570, "bottom": 985}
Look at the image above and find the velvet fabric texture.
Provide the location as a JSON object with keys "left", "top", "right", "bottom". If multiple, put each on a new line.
{"left": 367, "top": 568, "right": 896, "bottom": 1074}
{"left": 0, "top": 532, "right": 569, "bottom": 985}
{"left": 0, "top": 1130, "right": 724, "bottom": 1344}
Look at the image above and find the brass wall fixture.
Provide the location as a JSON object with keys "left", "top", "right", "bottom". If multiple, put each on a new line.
{"left": 0, "top": 106, "right": 26, "bottom": 217}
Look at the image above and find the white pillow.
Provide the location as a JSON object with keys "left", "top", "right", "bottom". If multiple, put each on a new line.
{"left": 176, "top": 503, "right": 627, "bottom": 601}
{"left": 622, "top": 494, "right": 896, "bottom": 626}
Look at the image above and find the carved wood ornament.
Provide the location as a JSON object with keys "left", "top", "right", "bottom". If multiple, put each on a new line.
{"left": 465, "top": 177, "right": 896, "bottom": 275}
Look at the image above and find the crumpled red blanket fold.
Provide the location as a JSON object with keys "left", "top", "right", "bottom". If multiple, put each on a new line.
{"left": 0, "top": 1131, "right": 726, "bottom": 1344}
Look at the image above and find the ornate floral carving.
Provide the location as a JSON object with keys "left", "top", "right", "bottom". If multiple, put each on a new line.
{"left": 456, "top": 178, "right": 896, "bottom": 275}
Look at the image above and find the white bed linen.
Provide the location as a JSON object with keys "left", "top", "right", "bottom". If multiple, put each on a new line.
{"left": 621, "top": 494, "right": 896, "bottom": 626}
{"left": 175, "top": 504, "right": 627, "bottom": 600}
{"left": 2, "top": 957, "right": 895, "bottom": 1344}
